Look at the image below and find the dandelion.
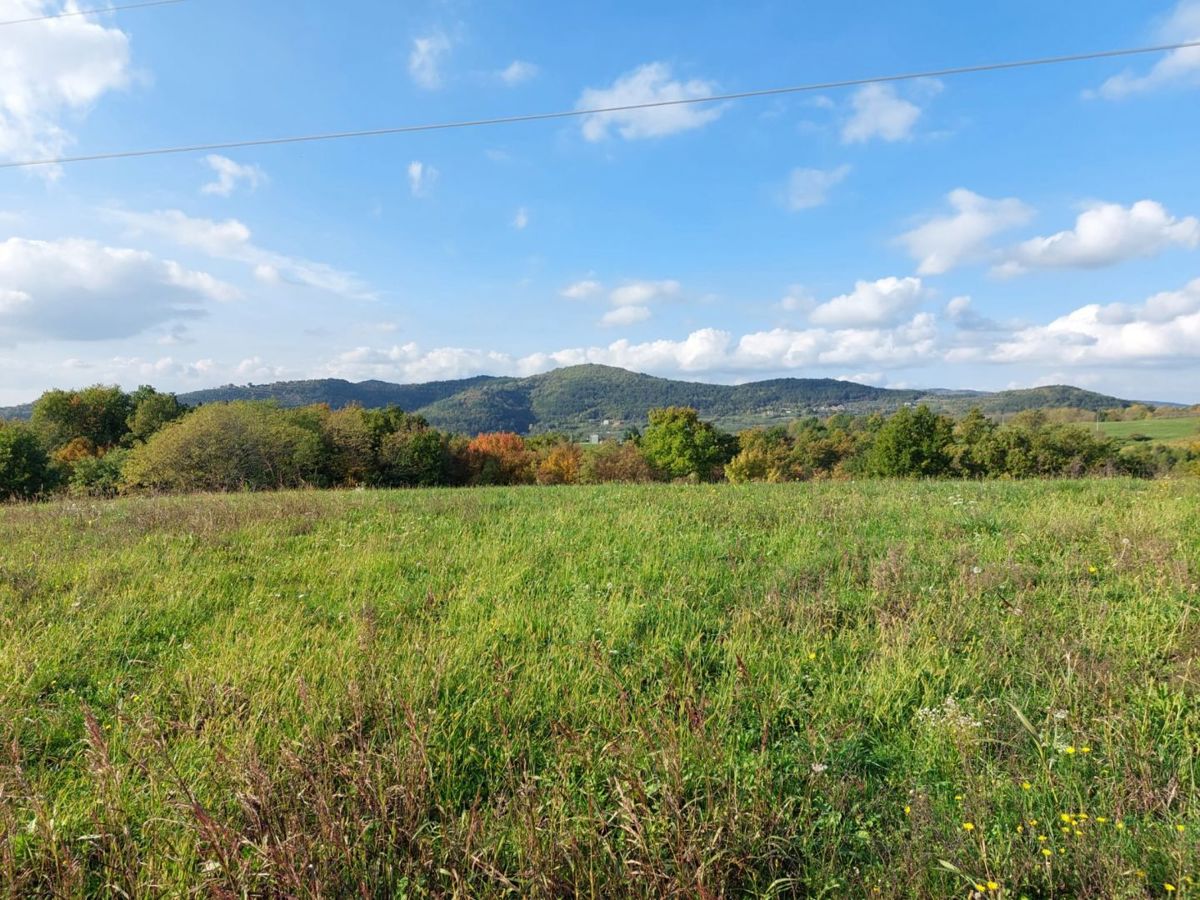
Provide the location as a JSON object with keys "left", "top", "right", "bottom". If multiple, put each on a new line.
{"left": 1115, "top": 821, "right": 1126, "bottom": 831}
{"left": 955, "top": 794, "right": 964, "bottom": 801}
{"left": 963, "top": 822, "right": 975, "bottom": 831}
{"left": 975, "top": 885, "right": 987, "bottom": 893}
{"left": 1037, "top": 835, "right": 1047, "bottom": 842}
{"left": 1175, "top": 824, "right": 1186, "bottom": 833}
{"left": 1028, "top": 818, "right": 1038, "bottom": 826}
{"left": 1063, "top": 746, "right": 1076, "bottom": 755}
{"left": 1042, "top": 848, "right": 1052, "bottom": 857}
{"left": 1081, "top": 746, "right": 1092, "bottom": 754}
{"left": 1021, "top": 781, "right": 1032, "bottom": 790}
{"left": 904, "top": 805, "right": 911, "bottom": 816}
{"left": 1061, "top": 814, "right": 1073, "bottom": 824}
{"left": 1088, "top": 565, "right": 1098, "bottom": 574}
{"left": 987, "top": 882, "right": 999, "bottom": 891}
{"left": 1017, "top": 825, "right": 1024, "bottom": 833}
{"left": 1096, "top": 817, "right": 1108, "bottom": 823}
{"left": 1165, "top": 885, "right": 1176, "bottom": 893}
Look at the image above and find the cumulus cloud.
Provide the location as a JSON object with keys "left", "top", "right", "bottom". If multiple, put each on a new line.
{"left": 498, "top": 60, "right": 538, "bottom": 85}
{"left": 201, "top": 155, "right": 266, "bottom": 197}
{"left": 899, "top": 189, "right": 1034, "bottom": 275}
{"left": 808, "top": 276, "right": 925, "bottom": 328}
{"left": 113, "top": 209, "right": 376, "bottom": 300}
{"left": 577, "top": 63, "right": 722, "bottom": 141}
{"left": 0, "top": 237, "right": 236, "bottom": 342}
{"left": 1092, "top": 1, "right": 1200, "bottom": 99}
{"left": 842, "top": 82, "right": 939, "bottom": 143}
{"left": 0, "top": 1, "right": 133, "bottom": 172}
{"left": 994, "top": 200, "right": 1200, "bottom": 276}
{"left": 409, "top": 32, "right": 451, "bottom": 89}
{"left": 561, "top": 279, "right": 603, "bottom": 299}
{"left": 321, "top": 315, "right": 941, "bottom": 383}
{"left": 601, "top": 305, "right": 651, "bottom": 327}
{"left": 784, "top": 164, "right": 851, "bottom": 211}
{"left": 988, "top": 278, "right": 1200, "bottom": 365}
{"left": 944, "top": 296, "right": 1007, "bottom": 332}
{"left": 407, "top": 160, "right": 438, "bottom": 197}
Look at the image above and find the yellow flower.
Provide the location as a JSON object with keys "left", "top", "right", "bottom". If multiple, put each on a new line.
{"left": 1088, "top": 565, "right": 1098, "bottom": 574}
{"left": 963, "top": 822, "right": 975, "bottom": 831}
{"left": 1165, "top": 885, "right": 1176, "bottom": 893}
{"left": 975, "top": 885, "right": 987, "bottom": 893}
{"left": 1080, "top": 746, "right": 1091, "bottom": 754}
{"left": 1175, "top": 824, "right": 1186, "bottom": 833}
{"left": 1037, "top": 835, "right": 1047, "bottom": 842}
{"left": 1060, "top": 814, "right": 1073, "bottom": 823}
{"left": 987, "top": 881, "right": 999, "bottom": 891}
{"left": 904, "top": 805, "right": 911, "bottom": 816}
{"left": 1115, "top": 821, "right": 1126, "bottom": 831}
{"left": 1042, "top": 848, "right": 1052, "bottom": 857}
{"left": 1096, "top": 816, "right": 1108, "bottom": 823}
{"left": 955, "top": 794, "right": 964, "bottom": 801}
{"left": 1021, "top": 781, "right": 1032, "bottom": 790}
{"left": 1063, "top": 746, "right": 1076, "bottom": 755}
{"left": 1028, "top": 818, "right": 1038, "bottom": 826}
{"left": 1017, "top": 825, "right": 1024, "bottom": 833}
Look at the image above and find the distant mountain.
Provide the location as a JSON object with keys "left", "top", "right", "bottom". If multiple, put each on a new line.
{"left": 0, "top": 365, "right": 1150, "bottom": 435}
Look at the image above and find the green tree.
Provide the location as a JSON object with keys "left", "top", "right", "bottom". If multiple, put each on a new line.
{"left": 31, "top": 385, "right": 133, "bottom": 451}
{"left": 0, "top": 422, "right": 51, "bottom": 500}
{"left": 866, "top": 406, "right": 954, "bottom": 478}
{"left": 379, "top": 428, "right": 452, "bottom": 486}
{"left": 725, "top": 428, "right": 794, "bottom": 483}
{"left": 126, "top": 386, "right": 187, "bottom": 444}
{"left": 950, "top": 408, "right": 1000, "bottom": 477}
{"left": 641, "top": 407, "right": 737, "bottom": 481}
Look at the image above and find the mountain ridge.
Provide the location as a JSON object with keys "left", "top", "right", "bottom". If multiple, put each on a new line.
{"left": 0, "top": 364, "right": 1165, "bottom": 435}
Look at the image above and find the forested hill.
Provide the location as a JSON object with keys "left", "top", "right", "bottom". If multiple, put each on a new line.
{"left": 1, "top": 364, "right": 1144, "bottom": 434}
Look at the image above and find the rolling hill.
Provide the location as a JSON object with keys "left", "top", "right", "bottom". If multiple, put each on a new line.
{"left": 1, "top": 364, "right": 1152, "bottom": 436}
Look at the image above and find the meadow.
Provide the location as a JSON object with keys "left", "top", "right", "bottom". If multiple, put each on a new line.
{"left": 0, "top": 481, "right": 1197, "bottom": 897}
{"left": 1097, "top": 417, "right": 1200, "bottom": 446}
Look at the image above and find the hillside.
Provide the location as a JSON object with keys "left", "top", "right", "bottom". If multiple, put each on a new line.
{"left": 1, "top": 365, "right": 1148, "bottom": 435}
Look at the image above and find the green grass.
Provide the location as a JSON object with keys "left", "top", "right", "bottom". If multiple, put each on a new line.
{"left": 1097, "top": 416, "right": 1200, "bottom": 445}
{"left": 1, "top": 481, "right": 1197, "bottom": 897}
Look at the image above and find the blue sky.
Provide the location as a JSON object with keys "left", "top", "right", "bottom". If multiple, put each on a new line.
{"left": 2, "top": 0, "right": 1200, "bottom": 404}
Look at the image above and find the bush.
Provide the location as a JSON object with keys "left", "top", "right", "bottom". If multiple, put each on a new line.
{"left": 536, "top": 442, "right": 583, "bottom": 485}
{"left": 380, "top": 428, "right": 452, "bottom": 486}
{"left": 0, "top": 422, "right": 52, "bottom": 500}
{"left": 466, "top": 433, "right": 535, "bottom": 485}
{"left": 69, "top": 449, "right": 129, "bottom": 497}
{"left": 580, "top": 441, "right": 655, "bottom": 483}
{"left": 122, "top": 403, "right": 325, "bottom": 493}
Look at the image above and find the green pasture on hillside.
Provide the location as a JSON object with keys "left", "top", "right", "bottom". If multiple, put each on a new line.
{"left": 1, "top": 482, "right": 1197, "bottom": 896}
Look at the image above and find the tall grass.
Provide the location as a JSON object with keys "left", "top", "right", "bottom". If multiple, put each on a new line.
{"left": 0, "top": 480, "right": 1197, "bottom": 896}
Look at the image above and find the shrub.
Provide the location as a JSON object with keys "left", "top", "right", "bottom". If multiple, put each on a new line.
{"left": 122, "top": 403, "right": 325, "bottom": 493}
{"left": 379, "top": 428, "right": 452, "bottom": 486}
{"left": 466, "top": 433, "right": 535, "bottom": 485}
{"left": 69, "top": 449, "right": 129, "bottom": 497}
{"left": 536, "top": 442, "right": 583, "bottom": 485}
{"left": 580, "top": 441, "right": 655, "bottom": 483}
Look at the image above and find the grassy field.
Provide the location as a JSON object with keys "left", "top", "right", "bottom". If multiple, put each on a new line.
{"left": 1, "top": 482, "right": 1197, "bottom": 897}
{"left": 1097, "top": 416, "right": 1200, "bottom": 445}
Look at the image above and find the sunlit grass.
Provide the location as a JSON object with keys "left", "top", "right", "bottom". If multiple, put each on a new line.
{"left": 0, "top": 480, "right": 1197, "bottom": 896}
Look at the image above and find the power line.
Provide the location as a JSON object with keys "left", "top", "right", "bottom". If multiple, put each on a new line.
{"left": 0, "top": 0, "right": 186, "bottom": 27}
{"left": 3, "top": 38, "right": 1198, "bottom": 170}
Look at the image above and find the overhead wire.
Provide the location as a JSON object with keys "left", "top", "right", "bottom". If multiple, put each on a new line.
{"left": 3, "top": 37, "right": 1198, "bottom": 170}
{"left": 0, "top": 0, "right": 186, "bottom": 27}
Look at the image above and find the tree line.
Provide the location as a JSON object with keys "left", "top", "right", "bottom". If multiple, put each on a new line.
{"left": 1, "top": 385, "right": 1197, "bottom": 501}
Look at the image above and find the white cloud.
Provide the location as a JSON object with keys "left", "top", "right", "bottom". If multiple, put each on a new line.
{"left": 841, "top": 82, "right": 936, "bottom": 144}
{"left": 498, "top": 60, "right": 538, "bottom": 85}
{"left": 409, "top": 32, "right": 451, "bottom": 89}
{"left": 778, "top": 286, "right": 815, "bottom": 313}
{"left": 784, "top": 164, "right": 851, "bottom": 211}
{"left": 989, "top": 278, "right": 1200, "bottom": 365}
{"left": 201, "top": 155, "right": 266, "bottom": 197}
{"left": 577, "top": 63, "right": 722, "bottom": 141}
{"left": 808, "top": 276, "right": 925, "bottom": 327}
{"left": 561, "top": 279, "right": 602, "bottom": 299}
{"left": 609, "top": 279, "right": 681, "bottom": 307}
{"left": 601, "top": 305, "right": 651, "bottom": 327}
{"left": 0, "top": 1, "right": 133, "bottom": 173}
{"left": 899, "top": 189, "right": 1034, "bottom": 275}
{"left": 944, "top": 296, "right": 1007, "bottom": 332}
{"left": 408, "top": 160, "right": 438, "bottom": 197}
{"left": 512, "top": 207, "right": 529, "bottom": 230}
{"left": 994, "top": 200, "right": 1200, "bottom": 276}
{"left": 0, "top": 237, "right": 236, "bottom": 342}
{"left": 322, "top": 315, "right": 941, "bottom": 383}
{"left": 1093, "top": 2, "right": 1200, "bottom": 98}
{"left": 114, "top": 209, "right": 375, "bottom": 300}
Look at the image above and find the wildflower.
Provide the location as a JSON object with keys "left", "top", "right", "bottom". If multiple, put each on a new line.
{"left": 1037, "top": 835, "right": 1047, "bottom": 842}
{"left": 987, "top": 882, "right": 999, "bottom": 892}
{"left": 1115, "top": 821, "right": 1126, "bottom": 831}
{"left": 1081, "top": 746, "right": 1092, "bottom": 754}
{"left": 1175, "top": 824, "right": 1186, "bottom": 833}
{"left": 963, "top": 822, "right": 975, "bottom": 831}
{"left": 1165, "top": 885, "right": 1176, "bottom": 893}
{"left": 1096, "top": 817, "right": 1108, "bottom": 823}
{"left": 1060, "top": 814, "right": 1073, "bottom": 824}
{"left": 955, "top": 794, "right": 964, "bottom": 801}
{"left": 808, "top": 652, "right": 817, "bottom": 660}
{"left": 1088, "top": 565, "right": 1098, "bottom": 574}
{"left": 1042, "top": 848, "right": 1052, "bottom": 857}
{"left": 810, "top": 762, "right": 828, "bottom": 775}
{"left": 1017, "top": 825, "right": 1024, "bottom": 833}
{"left": 975, "top": 885, "right": 987, "bottom": 893}
{"left": 972, "top": 566, "right": 983, "bottom": 575}
{"left": 1052, "top": 709, "right": 1068, "bottom": 721}
{"left": 904, "top": 805, "right": 911, "bottom": 816}
{"left": 1028, "top": 818, "right": 1038, "bottom": 826}
{"left": 1021, "top": 781, "right": 1032, "bottom": 790}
